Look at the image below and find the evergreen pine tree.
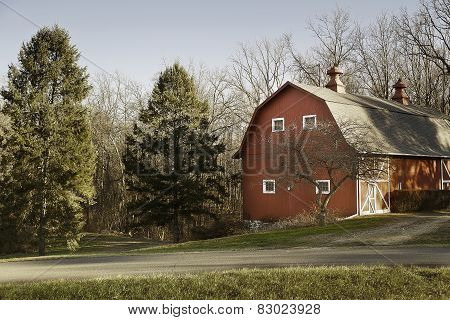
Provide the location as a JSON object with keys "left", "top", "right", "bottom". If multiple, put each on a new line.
{"left": 0, "top": 112, "right": 19, "bottom": 253}
{"left": 124, "top": 63, "right": 225, "bottom": 242}
{"left": 0, "top": 26, "right": 95, "bottom": 255}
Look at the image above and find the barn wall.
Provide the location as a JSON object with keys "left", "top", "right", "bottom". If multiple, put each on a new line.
{"left": 390, "top": 157, "right": 442, "bottom": 191}
{"left": 241, "top": 85, "right": 357, "bottom": 220}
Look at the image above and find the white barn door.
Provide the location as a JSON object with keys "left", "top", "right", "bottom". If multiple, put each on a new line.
{"left": 441, "top": 159, "right": 450, "bottom": 190}
{"left": 359, "top": 160, "right": 391, "bottom": 214}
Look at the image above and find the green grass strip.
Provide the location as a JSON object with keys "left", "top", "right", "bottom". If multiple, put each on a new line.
{"left": 1, "top": 266, "right": 449, "bottom": 300}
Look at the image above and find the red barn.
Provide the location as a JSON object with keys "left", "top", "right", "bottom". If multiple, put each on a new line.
{"left": 233, "top": 67, "right": 450, "bottom": 220}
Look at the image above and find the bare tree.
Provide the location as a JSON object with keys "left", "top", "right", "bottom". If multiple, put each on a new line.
{"left": 288, "top": 47, "right": 323, "bottom": 86}
{"left": 87, "top": 72, "right": 148, "bottom": 231}
{"left": 396, "top": 0, "right": 449, "bottom": 113}
{"left": 307, "top": 6, "right": 356, "bottom": 67}
{"left": 291, "top": 6, "right": 360, "bottom": 92}
{"left": 227, "top": 34, "right": 293, "bottom": 116}
{"left": 192, "top": 66, "right": 245, "bottom": 215}
{"left": 194, "top": 67, "right": 247, "bottom": 139}
{"left": 272, "top": 119, "right": 385, "bottom": 225}
{"left": 397, "top": 0, "right": 449, "bottom": 74}
{"left": 354, "top": 13, "right": 401, "bottom": 99}
{"left": 397, "top": 36, "right": 448, "bottom": 113}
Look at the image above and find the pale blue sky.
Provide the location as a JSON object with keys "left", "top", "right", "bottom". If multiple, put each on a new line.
{"left": 0, "top": 0, "right": 420, "bottom": 86}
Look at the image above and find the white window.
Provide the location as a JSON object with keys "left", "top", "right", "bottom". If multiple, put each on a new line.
{"left": 263, "top": 179, "right": 276, "bottom": 194}
{"left": 316, "top": 180, "right": 330, "bottom": 194}
{"left": 272, "top": 118, "right": 284, "bottom": 132}
{"left": 303, "top": 115, "right": 317, "bottom": 129}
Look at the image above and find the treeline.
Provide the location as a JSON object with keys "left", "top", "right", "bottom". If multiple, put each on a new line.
{"left": 0, "top": 0, "right": 448, "bottom": 254}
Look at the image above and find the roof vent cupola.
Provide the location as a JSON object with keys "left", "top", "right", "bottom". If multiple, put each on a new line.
{"left": 391, "top": 78, "right": 409, "bottom": 105}
{"left": 325, "top": 65, "right": 346, "bottom": 93}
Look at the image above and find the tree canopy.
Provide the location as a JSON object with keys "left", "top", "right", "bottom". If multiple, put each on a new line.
{"left": 124, "top": 63, "right": 225, "bottom": 242}
{"left": 0, "top": 25, "right": 95, "bottom": 255}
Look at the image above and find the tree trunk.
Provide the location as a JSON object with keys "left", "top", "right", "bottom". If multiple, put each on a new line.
{"left": 38, "top": 188, "right": 47, "bottom": 256}
{"left": 171, "top": 127, "right": 182, "bottom": 243}
{"left": 172, "top": 212, "right": 181, "bottom": 243}
{"left": 38, "top": 152, "right": 49, "bottom": 256}
{"left": 38, "top": 210, "right": 46, "bottom": 256}
{"left": 315, "top": 188, "right": 327, "bottom": 226}
{"left": 86, "top": 200, "right": 90, "bottom": 230}
{"left": 318, "top": 207, "right": 327, "bottom": 226}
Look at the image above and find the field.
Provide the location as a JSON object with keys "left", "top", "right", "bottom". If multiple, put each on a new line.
{"left": 0, "top": 266, "right": 449, "bottom": 299}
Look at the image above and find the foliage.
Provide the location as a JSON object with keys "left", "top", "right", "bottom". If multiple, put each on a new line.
{"left": 391, "top": 190, "right": 450, "bottom": 212}
{"left": 124, "top": 63, "right": 226, "bottom": 242}
{"left": 190, "top": 214, "right": 245, "bottom": 240}
{"left": 0, "top": 26, "right": 95, "bottom": 255}
{"left": 0, "top": 113, "right": 19, "bottom": 253}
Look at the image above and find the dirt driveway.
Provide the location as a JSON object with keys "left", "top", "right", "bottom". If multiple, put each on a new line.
{"left": 320, "top": 212, "right": 450, "bottom": 246}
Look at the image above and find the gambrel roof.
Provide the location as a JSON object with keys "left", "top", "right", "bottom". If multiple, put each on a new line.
{"left": 234, "top": 81, "right": 450, "bottom": 158}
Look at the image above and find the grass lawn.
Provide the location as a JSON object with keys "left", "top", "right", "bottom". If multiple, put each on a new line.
{"left": 0, "top": 266, "right": 449, "bottom": 299}
{"left": 133, "top": 215, "right": 400, "bottom": 254}
{"left": 0, "top": 233, "right": 160, "bottom": 261}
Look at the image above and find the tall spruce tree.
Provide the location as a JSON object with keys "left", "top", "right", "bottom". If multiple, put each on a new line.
{"left": 0, "top": 26, "right": 95, "bottom": 255}
{"left": 0, "top": 112, "right": 18, "bottom": 253}
{"left": 124, "top": 63, "right": 225, "bottom": 242}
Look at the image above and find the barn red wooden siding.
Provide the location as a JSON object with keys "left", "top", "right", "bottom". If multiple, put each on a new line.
{"left": 238, "top": 83, "right": 449, "bottom": 220}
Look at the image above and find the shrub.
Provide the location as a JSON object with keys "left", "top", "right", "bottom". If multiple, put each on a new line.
{"left": 190, "top": 215, "right": 246, "bottom": 240}
{"left": 246, "top": 206, "right": 339, "bottom": 233}
{"left": 0, "top": 213, "right": 35, "bottom": 254}
{"left": 391, "top": 190, "right": 450, "bottom": 212}
{"left": 271, "top": 206, "right": 339, "bottom": 229}
{"left": 0, "top": 220, "right": 20, "bottom": 254}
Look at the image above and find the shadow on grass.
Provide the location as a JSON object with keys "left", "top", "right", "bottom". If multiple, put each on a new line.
{"left": 133, "top": 215, "right": 403, "bottom": 254}
{"left": 1, "top": 233, "right": 165, "bottom": 261}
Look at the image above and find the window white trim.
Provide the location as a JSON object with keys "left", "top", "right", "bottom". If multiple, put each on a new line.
{"left": 303, "top": 115, "right": 317, "bottom": 129}
{"left": 315, "top": 180, "right": 330, "bottom": 194}
{"left": 263, "top": 179, "right": 276, "bottom": 194}
{"left": 271, "top": 118, "right": 285, "bottom": 132}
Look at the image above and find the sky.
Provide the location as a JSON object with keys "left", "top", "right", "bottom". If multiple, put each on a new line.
{"left": 0, "top": 0, "right": 421, "bottom": 87}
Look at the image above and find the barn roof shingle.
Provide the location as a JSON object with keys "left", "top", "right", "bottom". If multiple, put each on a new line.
{"left": 296, "top": 83, "right": 450, "bottom": 158}
{"left": 234, "top": 81, "right": 450, "bottom": 158}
